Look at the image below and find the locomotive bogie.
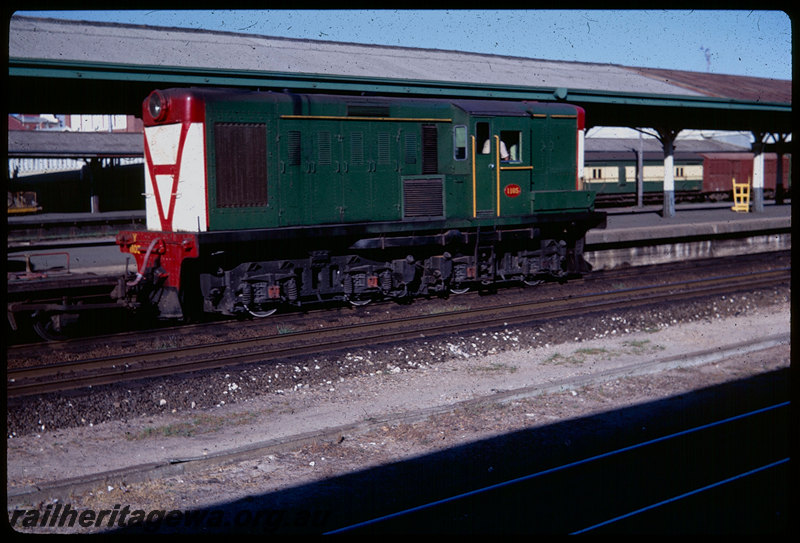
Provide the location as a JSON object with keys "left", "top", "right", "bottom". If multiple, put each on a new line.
{"left": 183, "top": 230, "right": 587, "bottom": 318}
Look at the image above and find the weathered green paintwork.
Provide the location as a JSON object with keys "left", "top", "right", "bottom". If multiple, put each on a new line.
{"left": 202, "top": 92, "right": 592, "bottom": 232}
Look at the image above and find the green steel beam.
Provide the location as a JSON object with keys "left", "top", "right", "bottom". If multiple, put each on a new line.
{"left": 9, "top": 57, "right": 792, "bottom": 114}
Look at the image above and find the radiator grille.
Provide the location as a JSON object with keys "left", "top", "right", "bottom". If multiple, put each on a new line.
{"left": 403, "top": 177, "right": 444, "bottom": 219}
{"left": 214, "top": 123, "right": 267, "bottom": 208}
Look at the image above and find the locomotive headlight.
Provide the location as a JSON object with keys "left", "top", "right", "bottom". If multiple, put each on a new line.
{"left": 148, "top": 91, "right": 168, "bottom": 121}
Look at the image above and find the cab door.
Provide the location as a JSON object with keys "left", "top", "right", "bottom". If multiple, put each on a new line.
{"left": 472, "top": 119, "right": 498, "bottom": 217}
{"left": 472, "top": 118, "right": 532, "bottom": 218}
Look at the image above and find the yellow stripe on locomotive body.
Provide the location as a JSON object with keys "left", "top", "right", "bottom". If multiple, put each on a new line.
{"left": 279, "top": 115, "right": 453, "bottom": 123}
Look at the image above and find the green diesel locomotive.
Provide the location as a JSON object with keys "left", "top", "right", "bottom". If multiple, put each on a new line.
{"left": 114, "top": 88, "right": 605, "bottom": 319}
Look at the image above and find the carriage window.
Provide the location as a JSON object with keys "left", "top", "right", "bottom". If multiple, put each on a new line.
{"left": 453, "top": 125, "right": 467, "bottom": 160}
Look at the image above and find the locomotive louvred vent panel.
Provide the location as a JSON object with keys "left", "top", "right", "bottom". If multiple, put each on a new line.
{"left": 214, "top": 123, "right": 268, "bottom": 207}
{"left": 318, "top": 131, "right": 332, "bottom": 165}
{"left": 350, "top": 132, "right": 364, "bottom": 165}
{"left": 377, "top": 132, "right": 391, "bottom": 164}
{"left": 422, "top": 124, "right": 438, "bottom": 174}
{"left": 404, "top": 133, "right": 417, "bottom": 164}
{"left": 287, "top": 131, "right": 301, "bottom": 166}
{"left": 403, "top": 177, "right": 444, "bottom": 219}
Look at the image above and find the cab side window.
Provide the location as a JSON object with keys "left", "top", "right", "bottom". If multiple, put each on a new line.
{"left": 454, "top": 125, "right": 467, "bottom": 160}
{"left": 500, "top": 131, "right": 521, "bottom": 162}
{"left": 476, "top": 122, "right": 490, "bottom": 154}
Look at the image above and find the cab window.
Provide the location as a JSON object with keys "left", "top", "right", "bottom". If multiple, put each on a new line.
{"left": 500, "top": 130, "right": 521, "bottom": 162}
{"left": 453, "top": 125, "right": 467, "bottom": 160}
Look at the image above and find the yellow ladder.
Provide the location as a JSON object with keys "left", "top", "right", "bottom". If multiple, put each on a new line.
{"left": 731, "top": 177, "right": 750, "bottom": 213}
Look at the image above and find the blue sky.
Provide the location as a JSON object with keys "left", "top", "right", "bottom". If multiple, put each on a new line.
{"left": 16, "top": 9, "right": 792, "bottom": 80}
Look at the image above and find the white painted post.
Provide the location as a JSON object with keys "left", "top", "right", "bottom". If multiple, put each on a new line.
{"left": 577, "top": 128, "right": 585, "bottom": 189}
{"left": 752, "top": 143, "right": 765, "bottom": 213}
{"left": 661, "top": 130, "right": 676, "bottom": 217}
{"left": 636, "top": 133, "right": 644, "bottom": 208}
{"left": 663, "top": 153, "right": 675, "bottom": 216}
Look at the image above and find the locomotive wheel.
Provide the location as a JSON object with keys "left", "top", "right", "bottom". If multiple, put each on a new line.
{"left": 32, "top": 310, "right": 79, "bottom": 341}
{"left": 246, "top": 306, "right": 278, "bottom": 318}
{"left": 388, "top": 287, "right": 409, "bottom": 300}
{"left": 347, "top": 296, "right": 372, "bottom": 307}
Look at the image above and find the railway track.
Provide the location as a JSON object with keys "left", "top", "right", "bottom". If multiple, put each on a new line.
{"left": 6, "top": 267, "right": 789, "bottom": 399}
{"left": 7, "top": 249, "right": 790, "bottom": 350}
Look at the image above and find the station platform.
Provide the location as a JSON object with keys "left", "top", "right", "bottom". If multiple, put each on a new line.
{"left": 585, "top": 201, "right": 791, "bottom": 269}
{"left": 6, "top": 203, "right": 792, "bottom": 275}
{"left": 588, "top": 201, "right": 791, "bottom": 246}
{"left": 6, "top": 210, "right": 145, "bottom": 247}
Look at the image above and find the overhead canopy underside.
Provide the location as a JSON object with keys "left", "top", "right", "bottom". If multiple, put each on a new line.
{"left": 8, "top": 15, "right": 792, "bottom": 135}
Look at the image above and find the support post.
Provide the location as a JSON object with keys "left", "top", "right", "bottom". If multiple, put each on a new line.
{"left": 772, "top": 133, "right": 789, "bottom": 205}
{"left": 83, "top": 158, "right": 102, "bottom": 214}
{"left": 775, "top": 149, "right": 785, "bottom": 205}
{"left": 751, "top": 133, "right": 765, "bottom": 213}
{"left": 636, "top": 132, "right": 644, "bottom": 208}
{"left": 656, "top": 128, "right": 679, "bottom": 218}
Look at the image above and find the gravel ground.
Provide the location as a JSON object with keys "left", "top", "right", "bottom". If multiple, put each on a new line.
{"left": 6, "top": 279, "right": 791, "bottom": 533}
{"left": 6, "top": 256, "right": 790, "bottom": 436}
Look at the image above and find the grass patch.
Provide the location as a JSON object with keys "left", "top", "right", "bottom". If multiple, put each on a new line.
{"left": 543, "top": 347, "right": 609, "bottom": 365}
{"left": 543, "top": 352, "right": 573, "bottom": 365}
{"left": 126, "top": 411, "right": 257, "bottom": 441}
{"left": 470, "top": 362, "right": 518, "bottom": 374}
{"left": 542, "top": 340, "right": 664, "bottom": 367}
{"left": 575, "top": 347, "right": 609, "bottom": 356}
{"left": 622, "top": 339, "right": 665, "bottom": 354}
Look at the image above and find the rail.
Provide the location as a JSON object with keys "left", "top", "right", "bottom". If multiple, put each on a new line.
{"left": 7, "top": 268, "right": 789, "bottom": 399}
